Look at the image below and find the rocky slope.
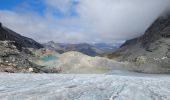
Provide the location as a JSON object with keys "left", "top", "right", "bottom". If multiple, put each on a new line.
{"left": 107, "top": 12, "right": 170, "bottom": 73}
{"left": 0, "top": 41, "right": 44, "bottom": 73}
{"left": 0, "top": 40, "right": 67, "bottom": 73}
{"left": 0, "top": 24, "right": 61, "bottom": 73}
{"left": 0, "top": 23, "right": 43, "bottom": 50}
{"left": 0, "top": 73, "right": 170, "bottom": 100}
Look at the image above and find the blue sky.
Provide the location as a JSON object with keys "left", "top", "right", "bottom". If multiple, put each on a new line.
{"left": 0, "top": 0, "right": 45, "bottom": 14}
{"left": 0, "top": 0, "right": 169, "bottom": 43}
{"left": 0, "top": 0, "right": 22, "bottom": 10}
{"left": 0, "top": 0, "right": 77, "bottom": 18}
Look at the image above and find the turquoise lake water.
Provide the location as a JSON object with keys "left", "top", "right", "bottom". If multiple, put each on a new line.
{"left": 40, "top": 55, "right": 59, "bottom": 62}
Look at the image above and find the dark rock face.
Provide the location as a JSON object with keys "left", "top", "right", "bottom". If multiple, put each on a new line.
{"left": 121, "top": 12, "right": 170, "bottom": 49}
{"left": 141, "top": 13, "right": 170, "bottom": 49}
{"left": 120, "top": 38, "right": 139, "bottom": 48}
{"left": 0, "top": 23, "right": 43, "bottom": 50}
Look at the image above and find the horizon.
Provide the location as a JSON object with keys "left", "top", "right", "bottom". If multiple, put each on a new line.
{"left": 43, "top": 41, "right": 124, "bottom": 46}
{"left": 0, "top": 0, "right": 170, "bottom": 43}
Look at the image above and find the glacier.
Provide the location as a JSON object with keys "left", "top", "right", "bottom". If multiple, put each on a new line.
{"left": 0, "top": 73, "right": 170, "bottom": 100}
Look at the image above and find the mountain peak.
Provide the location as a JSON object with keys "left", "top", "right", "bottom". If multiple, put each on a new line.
{"left": 107, "top": 11, "right": 170, "bottom": 73}
{"left": 0, "top": 24, "right": 43, "bottom": 50}
{"left": 141, "top": 11, "right": 170, "bottom": 48}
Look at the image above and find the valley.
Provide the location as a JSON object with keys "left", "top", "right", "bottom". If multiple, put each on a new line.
{"left": 0, "top": 1, "right": 170, "bottom": 99}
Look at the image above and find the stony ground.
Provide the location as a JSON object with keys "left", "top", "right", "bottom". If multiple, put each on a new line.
{"left": 0, "top": 73, "right": 170, "bottom": 100}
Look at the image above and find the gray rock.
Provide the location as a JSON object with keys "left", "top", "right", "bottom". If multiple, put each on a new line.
{"left": 0, "top": 58, "right": 3, "bottom": 63}
{"left": 0, "top": 41, "right": 47, "bottom": 73}
{"left": 167, "top": 51, "right": 170, "bottom": 58}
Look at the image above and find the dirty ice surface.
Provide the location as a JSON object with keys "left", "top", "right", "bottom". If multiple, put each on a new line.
{"left": 0, "top": 73, "right": 170, "bottom": 100}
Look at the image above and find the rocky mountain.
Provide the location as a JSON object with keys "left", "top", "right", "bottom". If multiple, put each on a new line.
{"left": 107, "top": 11, "right": 170, "bottom": 73}
{"left": 43, "top": 41, "right": 118, "bottom": 56}
{"left": 120, "top": 38, "right": 138, "bottom": 48}
{"left": 0, "top": 23, "right": 43, "bottom": 50}
{"left": 0, "top": 23, "right": 61, "bottom": 73}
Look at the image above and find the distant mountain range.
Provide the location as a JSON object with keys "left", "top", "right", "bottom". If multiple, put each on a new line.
{"left": 43, "top": 41, "right": 120, "bottom": 56}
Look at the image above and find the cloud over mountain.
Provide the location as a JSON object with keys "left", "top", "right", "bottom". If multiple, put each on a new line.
{"left": 0, "top": 0, "right": 170, "bottom": 43}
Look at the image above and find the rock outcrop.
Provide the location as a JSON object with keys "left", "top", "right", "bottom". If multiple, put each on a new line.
{"left": 0, "top": 41, "right": 42, "bottom": 73}
{"left": 141, "top": 13, "right": 170, "bottom": 49}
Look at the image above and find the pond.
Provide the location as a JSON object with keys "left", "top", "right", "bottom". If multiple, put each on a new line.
{"left": 40, "top": 55, "right": 59, "bottom": 62}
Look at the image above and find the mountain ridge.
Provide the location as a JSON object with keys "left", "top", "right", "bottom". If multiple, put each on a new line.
{"left": 0, "top": 22, "right": 43, "bottom": 50}
{"left": 43, "top": 41, "right": 118, "bottom": 56}
{"left": 106, "top": 11, "right": 170, "bottom": 73}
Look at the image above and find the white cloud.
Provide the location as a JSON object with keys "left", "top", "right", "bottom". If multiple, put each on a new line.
{"left": 0, "top": 0, "right": 170, "bottom": 43}
{"left": 45, "top": 0, "right": 73, "bottom": 14}
{"left": 77, "top": 0, "right": 170, "bottom": 40}
{"left": 0, "top": 10, "right": 85, "bottom": 43}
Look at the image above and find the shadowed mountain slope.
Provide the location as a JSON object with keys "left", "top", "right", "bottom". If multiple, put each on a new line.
{"left": 0, "top": 23, "right": 43, "bottom": 50}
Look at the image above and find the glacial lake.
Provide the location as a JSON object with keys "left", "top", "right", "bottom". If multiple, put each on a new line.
{"left": 40, "top": 55, "right": 59, "bottom": 62}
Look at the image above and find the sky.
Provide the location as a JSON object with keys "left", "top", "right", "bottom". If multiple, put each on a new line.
{"left": 0, "top": 0, "right": 170, "bottom": 43}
